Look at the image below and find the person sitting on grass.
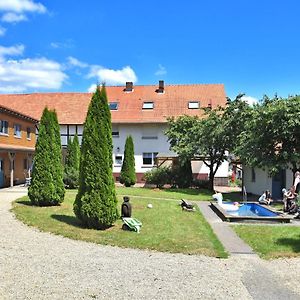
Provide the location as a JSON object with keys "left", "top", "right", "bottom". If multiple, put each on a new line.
{"left": 258, "top": 190, "right": 272, "bottom": 205}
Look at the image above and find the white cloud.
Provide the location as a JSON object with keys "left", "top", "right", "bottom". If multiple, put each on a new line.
{"left": 50, "top": 39, "right": 74, "bottom": 49}
{"left": 241, "top": 95, "right": 258, "bottom": 106}
{"left": 1, "top": 12, "right": 27, "bottom": 23}
{"left": 88, "top": 65, "right": 137, "bottom": 85}
{"left": 0, "top": 44, "right": 24, "bottom": 58}
{"left": 88, "top": 84, "right": 96, "bottom": 93}
{"left": 155, "top": 64, "right": 167, "bottom": 76}
{"left": 0, "top": 26, "right": 6, "bottom": 36}
{"left": 0, "top": 0, "right": 46, "bottom": 24}
{"left": 0, "top": 0, "right": 46, "bottom": 13}
{"left": 0, "top": 44, "right": 67, "bottom": 93}
{"left": 67, "top": 56, "right": 88, "bottom": 68}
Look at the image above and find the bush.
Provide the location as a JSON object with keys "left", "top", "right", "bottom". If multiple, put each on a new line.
{"left": 170, "top": 158, "right": 193, "bottom": 188}
{"left": 74, "top": 85, "right": 119, "bottom": 229}
{"left": 28, "top": 108, "right": 65, "bottom": 206}
{"left": 120, "top": 135, "right": 136, "bottom": 187}
{"left": 192, "top": 179, "right": 210, "bottom": 189}
{"left": 144, "top": 166, "right": 171, "bottom": 188}
{"left": 64, "top": 134, "right": 80, "bottom": 189}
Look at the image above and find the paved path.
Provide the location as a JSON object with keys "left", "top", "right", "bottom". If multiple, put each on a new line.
{"left": 1, "top": 187, "right": 300, "bottom": 299}
{"left": 197, "top": 202, "right": 257, "bottom": 256}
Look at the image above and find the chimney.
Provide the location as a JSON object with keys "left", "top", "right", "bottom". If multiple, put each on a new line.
{"left": 124, "top": 82, "right": 133, "bottom": 92}
{"left": 156, "top": 80, "right": 164, "bottom": 93}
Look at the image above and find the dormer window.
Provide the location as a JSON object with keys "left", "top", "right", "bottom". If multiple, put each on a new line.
{"left": 142, "top": 102, "right": 154, "bottom": 109}
{"left": 109, "top": 102, "right": 119, "bottom": 110}
{"left": 188, "top": 101, "right": 200, "bottom": 109}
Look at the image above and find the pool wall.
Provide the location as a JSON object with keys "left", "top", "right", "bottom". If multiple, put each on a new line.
{"left": 211, "top": 202, "right": 291, "bottom": 223}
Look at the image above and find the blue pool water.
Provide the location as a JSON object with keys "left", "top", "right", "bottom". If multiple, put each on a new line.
{"left": 225, "top": 203, "right": 278, "bottom": 217}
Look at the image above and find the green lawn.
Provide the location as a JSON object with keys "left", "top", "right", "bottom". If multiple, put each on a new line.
{"left": 233, "top": 224, "right": 300, "bottom": 259}
{"left": 13, "top": 188, "right": 227, "bottom": 258}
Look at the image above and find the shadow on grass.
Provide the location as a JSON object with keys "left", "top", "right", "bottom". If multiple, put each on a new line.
{"left": 16, "top": 200, "right": 34, "bottom": 206}
{"left": 51, "top": 214, "right": 83, "bottom": 228}
{"left": 276, "top": 236, "right": 300, "bottom": 253}
{"left": 163, "top": 188, "right": 212, "bottom": 196}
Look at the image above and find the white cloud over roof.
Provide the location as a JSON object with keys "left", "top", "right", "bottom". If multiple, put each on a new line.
{"left": 0, "top": 44, "right": 67, "bottom": 93}
{"left": 88, "top": 65, "right": 137, "bottom": 85}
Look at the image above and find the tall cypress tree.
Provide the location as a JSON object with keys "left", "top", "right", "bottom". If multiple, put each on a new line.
{"left": 64, "top": 134, "right": 80, "bottom": 188}
{"left": 120, "top": 135, "right": 136, "bottom": 187}
{"left": 73, "top": 85, "right": 119, "bottom": 229}
{"left": 29, "top": 108, "right": 65, "bottom": 206}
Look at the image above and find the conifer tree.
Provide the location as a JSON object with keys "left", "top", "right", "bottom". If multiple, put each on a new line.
{"left": 73, "top": 85, "right": 119, "bottom": 229}
{"left": 29, "top": 108, "right": 65, "bottom": 206}
{"left": 120, "top": 135, "right": 136, "bottom": 187}
{"left": 64, "top": 134, "right": 80, "bottom": 188}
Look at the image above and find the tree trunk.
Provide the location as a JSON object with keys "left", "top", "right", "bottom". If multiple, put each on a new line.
{"left": 209, "top": 167, "right": 214, "bottom": 191}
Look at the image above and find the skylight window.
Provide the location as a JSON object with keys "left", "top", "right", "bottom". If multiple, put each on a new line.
{"left": 142, "top": 102, "right": 154, "bottom": 109}
{"left": 109, "top": 102, "right": 119, "bottom": 110}
{"left": 188, "top": 101, "right": 200, "bottom": 109}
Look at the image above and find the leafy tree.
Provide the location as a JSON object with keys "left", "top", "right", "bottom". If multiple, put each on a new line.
{"left": 165, "top": 97, "right": 249, "bottom": 191}
{"left": 64, "top": 134, "right": 80, "bottom": 188}
{"left": 171, "top": 157, "right": 193, "bottom": 188}
{"left": 120, "top": 135, "right": 136, "bottom": 187}
{"left": 73, "top": 85, "right": 119, "bottom": 229}
{"left": 29, "top": 108, "right": 65, "bottom": 206}
{"left": 236, "top": 96, "right": 300, "bottom": 176}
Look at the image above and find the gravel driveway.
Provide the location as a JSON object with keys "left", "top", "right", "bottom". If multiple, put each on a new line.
{"left": 1, "top": 187, "right": 300, "bottom": 299}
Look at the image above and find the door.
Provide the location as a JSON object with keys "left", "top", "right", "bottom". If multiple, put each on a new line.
{"left": 272, "top": 169, "right": 286, "bottom": 199}
{"left": 0, "top": 159, "right": 4, "bottom": 188}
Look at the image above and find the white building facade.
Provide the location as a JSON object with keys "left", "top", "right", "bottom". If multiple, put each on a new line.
{"left": 0, "top": 81, "right": 229, "bottom": 184}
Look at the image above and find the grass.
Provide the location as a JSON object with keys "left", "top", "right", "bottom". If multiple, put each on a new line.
{"left": 233, "top": 224, "right": 300, "bottom": 259}
{"left": 12, "top": 188, "right": 227, "bottom": 258}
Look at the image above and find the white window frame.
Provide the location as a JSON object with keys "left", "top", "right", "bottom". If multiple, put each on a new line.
{"left": 142, "top": 102, "right": 154, "bottom": 109}
{"left": 0, "top": 120, "right": 8, "bottom": 135}
{"left": 142, "top": 152, "right": 158, "bottom": 166}
{"left": 114, "top": 154, "right": 123, "bottom": 166}
{"left": 14, "top": 124, "right": 22, "bottom": 138}
{"left": 26, "top": 127, "right": 31, "bottom": 140}
{"left": 188, "top": 101, "right": 200, "bottom": 109}
{"left": 109, "top": 102, "right": 119, "bottom": 110}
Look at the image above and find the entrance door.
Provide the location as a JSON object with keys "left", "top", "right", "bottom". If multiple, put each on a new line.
{"left": 272, "top": 169, "right": 286, "bottom": 199}
{"left": 0, "top": 159, "right": 4, "bottom": 188}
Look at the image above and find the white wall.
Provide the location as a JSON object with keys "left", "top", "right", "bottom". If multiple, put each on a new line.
{"left": 244, "top": 166, "right": 294, "bottom": 196}
{"left": 60, "top": 123, "right": 229, "bottom": 177}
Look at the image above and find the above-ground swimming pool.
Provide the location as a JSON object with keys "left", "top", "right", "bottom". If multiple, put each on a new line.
{"left": 211, "top": 202, "right": 291, "bottom": 223}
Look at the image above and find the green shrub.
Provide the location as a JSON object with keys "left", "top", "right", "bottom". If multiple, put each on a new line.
{"left": 120, "top": 135, "right": 136, "bottom": 187}
{"left": 74, "top": 85, "right": 119, "bottom": 229}
{"left": 64, "top": 134, "right": 80, "bottom": 189}
{"left": 192, "top": 179, "right": 210, "bottom": 189}
{"left": 28, "top": 108, "right": 65, "bottom": 206}
{"left": 171, "top": 158, "right": 193, "bottom": 188}
{"left": 144, "top": 166, "right": 171, "bottom": 188}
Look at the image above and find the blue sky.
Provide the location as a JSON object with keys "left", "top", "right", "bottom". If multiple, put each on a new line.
{"left": 0, "top": 0, "right": 300, "bottom": 102}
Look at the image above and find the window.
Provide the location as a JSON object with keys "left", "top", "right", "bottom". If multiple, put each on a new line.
{"left": 115, "top": 155, "right": 123, "bottom": 165}
{"left": 142, "top": 152, "right": 158, "bottom": 166}
{"left": 109, "top": 102, "right": 119, "bottom": 110}
{"left": 23, "top": 158, "right": 28, "bottom": 170}
{"left": 14, "top": 124, "right": 21, "bottom": 137}
{"left": 251, "top": 168, "right": 256, "bottom": 182}
{"left": 0, "top": 120, "right": 8, "bottom": 134}
{"left": 26, "top": 127, "right": 31, "bottom": 139}
{"left": 188, "top": 101, "right": 200, "bottom": 109}
{"left": 112, "top": 125, "right": 119, "bottom": 137}
{"left": 142, "top": 102, "right": 154, "bottom": 109}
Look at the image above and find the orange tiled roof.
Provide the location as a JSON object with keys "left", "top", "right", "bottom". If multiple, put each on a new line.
{"left": 0, "top": 84, "right": 226, "bottom": 124}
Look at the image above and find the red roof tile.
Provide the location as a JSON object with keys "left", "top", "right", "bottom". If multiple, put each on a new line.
{"left": 0, "top": 84, "right": 226, "bottom": 124}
